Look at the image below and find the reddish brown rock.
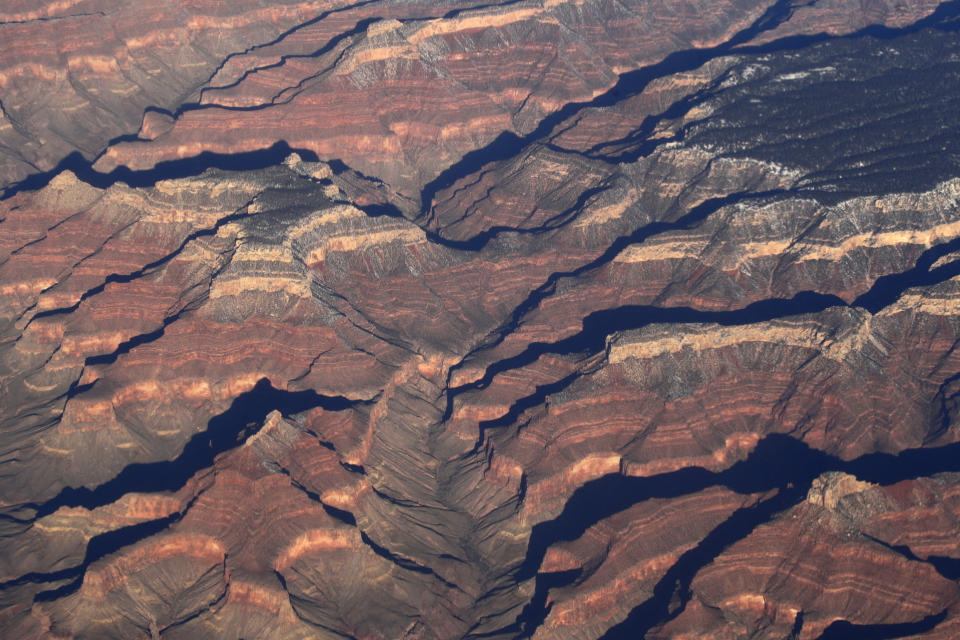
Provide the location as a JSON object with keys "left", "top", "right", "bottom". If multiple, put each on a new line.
{"left": 658, "top": 473, "right": 960, "bottom": 639}
{"left": 2, "top": 1, "right": 960, "bottom": 639}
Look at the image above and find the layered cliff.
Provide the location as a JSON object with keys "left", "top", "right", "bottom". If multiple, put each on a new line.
{"left": 2, "top": 0, "right": 960, "bottom": 638}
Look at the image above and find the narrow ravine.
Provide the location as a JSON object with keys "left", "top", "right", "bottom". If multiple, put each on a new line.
{"left": 19, "top": 378, "right": 364, "bottom": 520}
{"left": 516, "top": 434, "right": 960, "bottom": 638}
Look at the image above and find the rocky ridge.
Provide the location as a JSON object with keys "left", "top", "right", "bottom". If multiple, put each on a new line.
{"left": 2, "top": 1, "right": 960, "bottom": 639}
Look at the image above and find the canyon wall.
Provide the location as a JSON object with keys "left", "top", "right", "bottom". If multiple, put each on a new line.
{"left": 2, "top": 0, "right": 960, "bottom": 638}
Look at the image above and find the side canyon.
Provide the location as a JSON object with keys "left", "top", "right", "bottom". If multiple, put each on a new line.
{"left": 2, "top": 1, "right": 960, "bottom": 638}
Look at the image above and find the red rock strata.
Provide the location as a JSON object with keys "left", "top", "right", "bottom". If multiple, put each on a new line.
{"left": 2, "top": 1, "right": 960, "bottom": 639}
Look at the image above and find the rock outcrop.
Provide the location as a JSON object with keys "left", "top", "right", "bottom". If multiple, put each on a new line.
{"left": 3, "top": 1, "right": 960, "bottom": 638}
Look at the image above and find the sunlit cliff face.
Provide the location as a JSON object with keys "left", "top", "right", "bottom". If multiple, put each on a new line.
{"left": 3, "top": 1, "right": 960, "bottom": 639}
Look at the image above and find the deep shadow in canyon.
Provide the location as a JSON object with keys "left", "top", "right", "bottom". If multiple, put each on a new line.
{"left": 23, "top": 378, "right": 361, "bottom": 520}
{"left": 516, "top": 434, "right": 960, "bottom": 638}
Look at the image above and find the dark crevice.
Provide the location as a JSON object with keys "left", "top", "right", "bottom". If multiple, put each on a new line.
{"left": 444, "top": 187, "right": 790, "bottom": 401}
{"left": 931, "top": 370, "right": 960, "bottom": 444}
{"left": 311, "top": 279, "right": 421, "bottom": 355}
{"left": 327, "top": 158, "right": 394, "bottom": 188}
{"left": 3, "top": 486, "right": 207, "bottom": 602}
{"left": 433, "top": 178, "right": 615, "bottom": 250}
{"left": 418, "top": 0, "right": 810, "bottom": 213}
{"left": 279, "top": 466, "right": 460, "bottom": 590}
{"left": 362, "top": 524, "right": 463, "bottom": 591}
{"left": 97, "top": 2, "right": 379, "bottom": 147}
{"left": 1, "top": 141, "right": 318, "bottom": 200}
{"left": 338, "top": 164, "right": 617, "bottom": 252}
{"left": 201, "top": 17, "right": 380, "bottom": 111}
{"left": 157, "top": 583, "right": 229, "bottom": 636}
{"left": 510, "top": 569, "right": 581, "bottom": 637}
{"left": 323, "top": 503, "right": 358, "bottom": 527}
{"left": 340, "top": 461, "right": 366, "bottom": 475}
{"left": 863, "top": 533, "right": 960, "bottom": 581}
{"left": 25, "top": 176, "right": 253, "bottom": 322}
{"left": 210, "top": 1, "right": 376, "bottom": 78}
{"left": 19, "top": 378, "right": 362, "bottom": 520}
{"left": 453, "top": 290, "right": 846, "bottom": 414}
{"left": 0, "top": 204, "right": 96, "bottom": 268}
{"left": 10, "top": 215, "right": 142, "bottom": 325}
{"left": 199, "top": 2, "right": 380, "bottom": 99}
{"left": 359, "top": 531, "right": 433, "bottom": 576}
{"left": 555, "top": 64, "right": 734, "bottom": 165}
{"left": 63, "top": 378, "right": 97, "bottom": 400}
{"left": 279, "top": 466, "right": 359, "bottom": 527}
{"left": 814, "top": 609, "right": 948, "bottom": 640}
{"left": 0, "top": 11, "right": 107, "bottom": 28}
{"left": 405, "top": 0, "right": 960, "bottom": 257}
{"left": 102, "top": 106, "right": 173, "bottom": 146}
{"left": 471, "top": 371, "right": 581, "bottom": 450}
{"left": 449, "top": 232, "right": 960, "bottom": 422}
{"left": 120, "top": 6, "right": 455, "bottom": 122}
{"left": 301, "top": 427, "right": 338, "bottom": 452}
{"left": 370, "top": 484, "right": 440, "bottom": 510}
{"left": 790, "top": 610, "right": 805, "bottom": 639}
{"left": 275, "top": 566, "right": 362, "bottom": 640}
{"left": 516, "top": 431, "right": 960, "bottom": 638}
{"left": 30, "top": 515, "right": 182, "bottom": 601}
{"left": 81, "top": 303, "right": 193, "bottom": 368}
{"left": 441, "top": 0, "right": 528, "bottom": 20}
{"left": 65, "top": 238, "right": 239, "bottom": 377}
{"left": 853, "top": 236, "right": 960, "bottom": 312}
{"left": 595, "top": 487, "right": 807, "bottom": 640}
{"left": 0, "top": 516, "right": 171, "bottom": 593}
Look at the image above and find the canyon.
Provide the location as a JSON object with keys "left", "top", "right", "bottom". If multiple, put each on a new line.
{"left": 2, "top": 0, "right": 960, "bottom": 638}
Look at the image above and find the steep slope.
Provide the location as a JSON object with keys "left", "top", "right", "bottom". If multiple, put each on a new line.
{"left": 2, "top": 1, "right": 960, "bottom": 639}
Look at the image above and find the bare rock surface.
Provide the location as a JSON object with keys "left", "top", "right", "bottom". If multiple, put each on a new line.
{"left": 3, "top": 1, "right": 960, "bottom": 638}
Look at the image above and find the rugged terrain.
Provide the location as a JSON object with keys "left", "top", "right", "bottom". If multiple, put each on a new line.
{"left": 2, "top": 0, "right": 960, "bottom": 638}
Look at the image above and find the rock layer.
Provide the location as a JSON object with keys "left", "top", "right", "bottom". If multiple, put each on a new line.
{"left": 3, "top": 1, "right": 960, "bottom": 639}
